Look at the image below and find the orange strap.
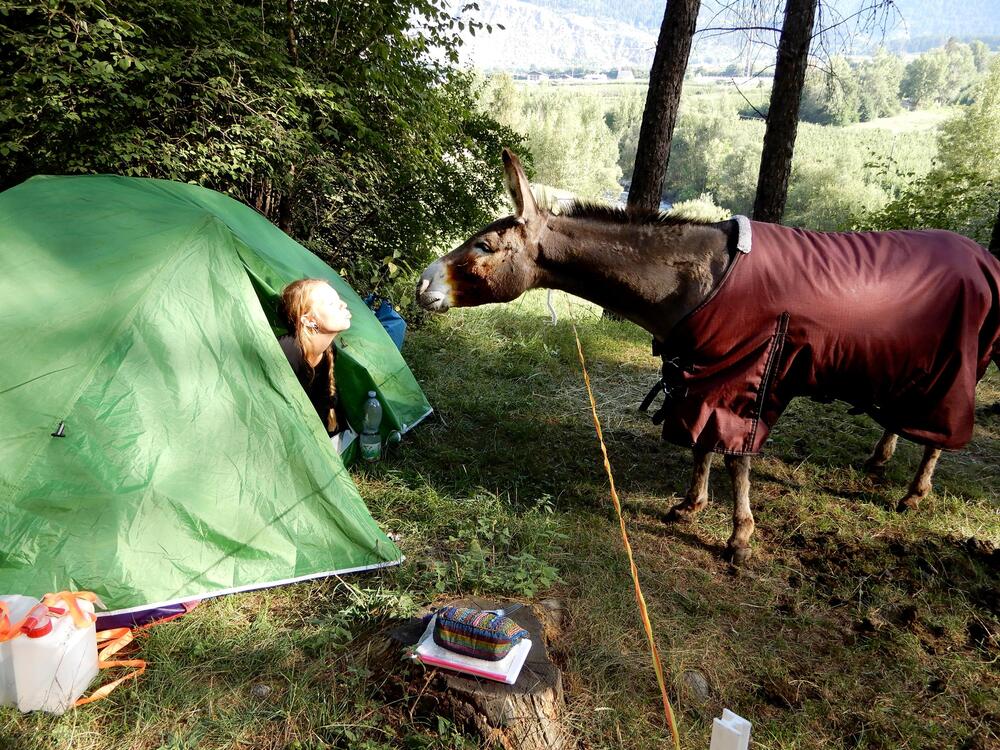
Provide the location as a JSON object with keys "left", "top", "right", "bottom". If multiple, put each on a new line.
{"left": 0, "top": 601, "right": 22, "bottom": 642}
{"left": 573, "top": 325, "right": 682, "bottom": 750}
{"left": 73, "top": 601, "right": 197, "bottom": 706}
{"left": 74, "top": 627, "right": 147, "bottom": 707}
{"left": 41, "top": 591, "right": 102, "bottom": 628}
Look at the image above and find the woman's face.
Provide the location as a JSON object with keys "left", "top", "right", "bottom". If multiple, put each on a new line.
{"left": 306, "top": 283, "right": 352, "bottom": 334}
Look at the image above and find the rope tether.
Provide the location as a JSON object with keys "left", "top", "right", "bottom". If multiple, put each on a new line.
{"left": 572, "top": 323, "right": 681, "bottom": 750}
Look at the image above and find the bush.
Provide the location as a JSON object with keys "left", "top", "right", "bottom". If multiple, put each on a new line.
{"left": 857, "top": 57, "right": 1000, "bottom": 244}
{"left": 667, "top": 192, "right": 732, "bottom": 222}
{"left": 0, "top": 0, "right": 521, "bottom": 291}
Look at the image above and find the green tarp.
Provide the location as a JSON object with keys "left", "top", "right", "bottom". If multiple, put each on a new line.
{"left": 0, "top": 175, "right": 431, "bottom": 614}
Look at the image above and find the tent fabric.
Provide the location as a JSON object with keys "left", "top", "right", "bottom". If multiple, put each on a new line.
{"left": 0, "top": 175, "right": 431, "bottom": 614}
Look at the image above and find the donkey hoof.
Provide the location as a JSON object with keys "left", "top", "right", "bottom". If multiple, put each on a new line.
{"left": 863, "top": 460, "right": 887, "bottom": 480}
{"left": 724, "top": 545, "right": 752, "bottom": 565}
{"left": 663, "top": 498, "right": 707, "bottom": 523}
{"left": 895, "top": 494, "right": 923, "bottom": 513}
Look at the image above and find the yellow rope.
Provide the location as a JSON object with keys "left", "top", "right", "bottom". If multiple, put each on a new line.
{"left": 572, "top": 323, "right": 681, "bottom": 750}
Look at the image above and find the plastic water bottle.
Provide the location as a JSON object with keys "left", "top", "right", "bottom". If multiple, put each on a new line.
{"left": 360, "top": 391, "right": 383, "bottom": 462}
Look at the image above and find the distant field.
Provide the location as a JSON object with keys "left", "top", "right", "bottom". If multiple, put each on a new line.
{"left": 848, "top": 106, "right": 959, "bottom": 132}
{"left": 518, "top": 78, "right": 957, "bottom": 135}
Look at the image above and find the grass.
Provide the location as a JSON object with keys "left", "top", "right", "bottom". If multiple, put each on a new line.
{"left": 2, "top": 290, "right": 997, "bottom": 750}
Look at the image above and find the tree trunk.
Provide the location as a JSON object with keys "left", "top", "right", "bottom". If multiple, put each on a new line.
{"left": 278, "top": 165, "right": 296, "bottom": 233}
{"left": 375, "top": 599, "right": 569, "bottom": 750}
{"left": 286, "top": 0, "right": 299, "bottom": 66}
{"left": 990, "top": 199, "right": 1000, "bottom": 257}
{"left": 627, "top": 0, "right": 701, "bottom": 211}
{"left": 752, "top": 0, "right": 819, "bottom": 224}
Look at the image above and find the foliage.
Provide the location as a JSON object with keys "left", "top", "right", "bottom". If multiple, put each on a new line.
{"left": 477, "top": 74, "right": 622, "bottom": 198}
{"left": 665, "top": 89, "right": 940, "bottom": 229}
{"left": 797, "top": 43, "right": 988, "bottom": 127}
{"left": 666, "top": 192, "right": 731, "bottom": 222}
{"left": 900, "top": 39, "right": 983, "bottom": 106}
{"left": 858, "top": 57, "right": 1000, "bottom": 244}
{"left": 801, "top": 52, "right": 902, "bottom": 125}
{"left": 603, "top": 88, "right": 645, "bottom": 181}
{"left": 0, "top": 0, "right": 522, "bottom": 291}
{"left": 857, "top": 50, "right": 906, "bottom": 121}
{"left": 665, "top": 104, "right": 763, "bottom": 215}
{"left": 421, "top": 496, "right": 564, "bottom": 598}
{"left": 486, "top": 75, "right": 945, "bottom": 232}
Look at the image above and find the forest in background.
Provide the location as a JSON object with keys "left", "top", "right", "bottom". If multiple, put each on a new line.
{"left": 479, "top": 40, "right": 1000, "bottom": 244}
{"left": 1, "top": 1, "right": 998, "bottom": 298}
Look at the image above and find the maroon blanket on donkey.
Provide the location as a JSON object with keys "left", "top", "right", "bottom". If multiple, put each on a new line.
{"left": 654, "top": 220, "right": 1000, "bottom": 455}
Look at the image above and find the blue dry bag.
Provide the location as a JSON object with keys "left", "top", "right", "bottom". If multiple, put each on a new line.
{"left": 364, "top": 295, "right": 406, "bottom": 350}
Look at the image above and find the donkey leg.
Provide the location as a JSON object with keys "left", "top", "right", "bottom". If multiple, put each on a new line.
{"left": 896, "top": 446, "right": 942, "bottom": 512}
{"left": 723, "top": 454, "right": 755, "bottom": 564}
{"left": 864, "top": 430, "right": 898, "bottom": 476}
{"left": 665, "top": 448, "right": 712, "bottom": 522}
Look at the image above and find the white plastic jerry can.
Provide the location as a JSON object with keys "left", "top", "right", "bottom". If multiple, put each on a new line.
{"left": 709, "top": 709, "right": 752, "bottom": 750}
{"left": 0, "top": 594, "right": 99, "bottom": 714}
{"left": 0, "top": 595, "right": 37, "bottom": 706}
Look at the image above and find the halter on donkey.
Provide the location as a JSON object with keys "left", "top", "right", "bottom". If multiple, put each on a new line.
{"left": 417, "top": 149, "right": 1000, "bottom": 564}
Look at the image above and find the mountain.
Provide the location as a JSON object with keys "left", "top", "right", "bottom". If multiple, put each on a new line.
{"left": 454, "top": 0, "right": 658, "bottom": 70}
{"left": 455, "top": 0, "right": 1000, "bottom": 71}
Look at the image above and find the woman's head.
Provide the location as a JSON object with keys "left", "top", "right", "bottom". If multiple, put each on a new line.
{"left": 280, "top": 278, "right": 350, "bottom": 434}
{"left": 280, "top": 279, "right": 352, "bottom": 338}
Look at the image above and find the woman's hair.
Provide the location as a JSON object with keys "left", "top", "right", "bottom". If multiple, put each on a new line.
{"left": 280, "top": 278, "right": 339, "bottom": 433}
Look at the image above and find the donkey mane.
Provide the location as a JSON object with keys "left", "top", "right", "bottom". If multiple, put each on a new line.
{"left": 562, "top": 200, "right": 715, "bottom": 227}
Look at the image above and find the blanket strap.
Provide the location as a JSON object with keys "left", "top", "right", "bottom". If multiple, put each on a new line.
{"left": 640, "top": 355, "right": 689, "bottom": 425}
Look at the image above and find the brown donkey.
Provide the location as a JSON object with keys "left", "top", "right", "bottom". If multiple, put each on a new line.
{"left": 417, "top": 149, "right": 1000, "bottom": 563}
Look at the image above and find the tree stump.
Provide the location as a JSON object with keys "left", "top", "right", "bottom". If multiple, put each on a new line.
{"left": 377, "top": 597, "right": 570, "bottom": 750}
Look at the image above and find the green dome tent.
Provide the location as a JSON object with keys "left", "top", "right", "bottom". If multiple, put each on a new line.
{"left": 0, "top": 175, "right": 431, "bottom": 616}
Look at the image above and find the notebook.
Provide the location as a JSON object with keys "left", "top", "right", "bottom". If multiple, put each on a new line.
{"left": 413, "top": 615, "right": 532, "bottom": 685}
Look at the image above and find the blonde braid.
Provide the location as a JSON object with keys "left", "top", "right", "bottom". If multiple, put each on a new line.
{"left": 324, "top": 347, "right": 338, "bottom": 433}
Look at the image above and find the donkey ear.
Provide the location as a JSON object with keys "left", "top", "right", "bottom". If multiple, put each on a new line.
{"left": 502, "top": 148, "right": 538, "bottom": 219}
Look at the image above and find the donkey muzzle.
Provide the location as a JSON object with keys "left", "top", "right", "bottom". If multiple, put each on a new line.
{"left": 416, "top": 260, "right": 452, "bottom": 312}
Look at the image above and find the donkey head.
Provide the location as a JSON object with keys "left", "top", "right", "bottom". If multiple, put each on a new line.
{"left": 416, "top": 149, "right": 546, "bottom": 311}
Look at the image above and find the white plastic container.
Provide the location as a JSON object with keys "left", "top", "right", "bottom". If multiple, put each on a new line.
{"left": 0, "top": 594, "right": 99, "bottom": 714}
{"left": 0, "top": 595, "right": 38, "bottom": 707}
{"left": 709, "top": 709, "right": 752, "bottom": 750}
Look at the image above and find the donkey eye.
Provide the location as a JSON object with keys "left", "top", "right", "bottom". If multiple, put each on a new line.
{"left": 474, "top": 241, "right": 493, "bottom": 253}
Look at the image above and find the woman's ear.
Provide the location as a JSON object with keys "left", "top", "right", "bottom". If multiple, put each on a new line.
{"left": 301, "top": 315, "right": 317, "bottom": 331}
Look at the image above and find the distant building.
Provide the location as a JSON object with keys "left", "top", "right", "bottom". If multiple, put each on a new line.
{"left": 526, "top": 72, "right": 550, "bottom": 83}
{"left": 614, "top": 68, "right": 635, "bottom": 81}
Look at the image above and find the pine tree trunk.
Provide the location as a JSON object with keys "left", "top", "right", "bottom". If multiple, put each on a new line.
{"left": 627, "top": 0, "right": 701, "bottom": 212}
{"left": 278, "top": 165, "right": 296, "bottom": 233}
{"left": 752, "top": 0, "right": 819, "bottom": 224}
{"left": 990, "top": 199, "right": 1000, "bottom": 257}
{"left": 286, "top": 0, "right": 299, "bottom": 66}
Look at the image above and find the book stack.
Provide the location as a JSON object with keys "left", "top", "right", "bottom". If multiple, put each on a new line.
{"left": 413, "top": 615, "right": 532, "bottom": 685}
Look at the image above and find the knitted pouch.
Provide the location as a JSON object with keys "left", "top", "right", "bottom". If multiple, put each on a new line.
{"left": 432, "top": 606, "right": 529, "bottom": 661}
